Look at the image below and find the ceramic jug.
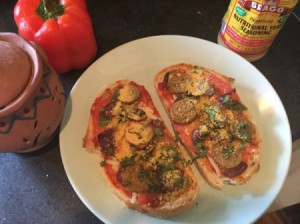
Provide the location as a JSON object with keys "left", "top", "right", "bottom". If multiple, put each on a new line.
{"left": 0, "top": 32, "right": 65, "bottom": 152}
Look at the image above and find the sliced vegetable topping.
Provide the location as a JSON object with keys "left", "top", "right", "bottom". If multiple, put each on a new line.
{"left": 99, "top": 103, "right": 115, "bottom": 127}
{"left": 188, "top": 78, "right": 214, "bottom": 96}
{"left": 170, "top": 98, "right": 197, "bottom": 124}
{"left": 98, "top": 129, "right": 115, "bottom": 152}
{"left": 220, "top": 94, "right": 247, "bottom": 111}
{"left": 211, "top": 143, "right": 242, "bottom": 169}
{"left": 167, "top": 72, "right": 193, "bottom": 94}
{"left": 97, "top": 129, "right": 115, "bottom": 166}
{"left": 122, "top": 108, "right": 147, "bottom": 121}
{"left": 117, "top": 164, "right": 150, "bottom": 193}
{"left": 194, "top": 124, "right": 210, "bottom": 139}
{"left": 161, "top": 169, "right": 183, "bottom": 191}
{"left": 125, "top": 123, "right": 154, "bottom": 148}
{"left": 118, "top": 84, "right": 140, "bottom": 103}
{"left": 223, "top": 162, "right": 248, "bottom": 178}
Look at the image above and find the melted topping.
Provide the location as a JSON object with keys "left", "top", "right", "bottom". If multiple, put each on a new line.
{"left": 167, "top": 71, "right": 193, "bottom": 94}
{"left": 170, "top": 98, "right": 197, "bottom": 124}
{"left": 95, "top": 81, "right": 194, "bottom": 206}
{"left": 125, "top": 123, "right": 154, "bottom": 148}
{"left": 117, "top": 84, "right": 140, "bottom": 103}
{"left": 159, "top": 64, "right": 259, "bottom": 178}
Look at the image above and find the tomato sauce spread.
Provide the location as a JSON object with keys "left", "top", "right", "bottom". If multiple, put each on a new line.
{"left": 87, "top": 80, "right": 197, "bottom": 209}
{"left": 155, "top": 63, "right": 260, "bottom": 180}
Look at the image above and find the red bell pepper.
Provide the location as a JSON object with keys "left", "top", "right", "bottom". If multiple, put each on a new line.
{"left": 14, "top": 0, "right": 97, "bottom": 73}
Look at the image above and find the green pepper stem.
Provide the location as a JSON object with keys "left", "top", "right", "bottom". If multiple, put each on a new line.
{"left": 36, "top": 0, "right": 64, "bottom": 20}
{"left": 42, "top": 0, "right": 54, "bottom": 14}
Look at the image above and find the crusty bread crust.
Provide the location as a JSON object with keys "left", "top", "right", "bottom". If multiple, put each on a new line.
{"left": 112, "top": 165, "right": 198, "bottom": 218}
{"left": 83, "top": 80, "right": 199, "bottom": 217}
{"left": 82, "top": 115, "right": 95, "bottom": 151}
{"left": 154, "top": 63, "right": 261, "bottom": 190}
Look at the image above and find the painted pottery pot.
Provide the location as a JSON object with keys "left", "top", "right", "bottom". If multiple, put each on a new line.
{"left": 0, "top": 33, "right": 65, "bottom": 152}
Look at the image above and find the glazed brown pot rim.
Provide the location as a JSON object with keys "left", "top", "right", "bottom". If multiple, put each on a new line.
{"left": 0, "top": 32, "right": 43, "bottom": 117}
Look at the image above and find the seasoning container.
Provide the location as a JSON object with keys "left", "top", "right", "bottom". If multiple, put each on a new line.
{"left": 0, "top": 32, "right": 65, "bottom": 153}
{"left": 218, "top": 0, "right": 299, "bottom": 62}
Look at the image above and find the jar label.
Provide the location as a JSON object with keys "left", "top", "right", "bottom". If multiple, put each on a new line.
{"left": 219, "top": 0, "right": 297, "bottom": 56}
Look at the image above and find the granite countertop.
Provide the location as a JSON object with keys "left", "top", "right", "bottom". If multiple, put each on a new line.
{"left": 0, "top": 1, "right": 299, "bottom": 223}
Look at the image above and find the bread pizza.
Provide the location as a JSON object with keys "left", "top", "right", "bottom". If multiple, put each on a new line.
{"left": 154, "top": 63, "right": 261, "bottom": 190}
{"left": 83, "top": 80, "right": 198, "bottom": 217}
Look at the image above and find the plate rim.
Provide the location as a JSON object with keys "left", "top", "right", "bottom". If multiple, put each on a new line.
{"left": 59, "top": 34, "right": 292, "bottom": 224}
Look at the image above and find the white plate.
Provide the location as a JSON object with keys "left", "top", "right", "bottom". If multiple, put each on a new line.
{"left": 59, "top": 35, "right": 292, "bottom": 224}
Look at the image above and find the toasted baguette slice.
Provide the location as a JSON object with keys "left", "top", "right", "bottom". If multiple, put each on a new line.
{"left": 154, "top": 63, "right": 261, "bottom": 190}
{"left": 83, "top": 80, "right": 199, "bottom": 217}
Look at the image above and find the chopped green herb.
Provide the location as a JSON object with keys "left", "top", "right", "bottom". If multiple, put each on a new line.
{"left": 194, "top": 141, "right": 203, "bottom": 149}
{"left": 161, "top": 144, "right": 169, "bottom": 151}
{"left": 180, "top": 158, "right": 193, "bottom": 167}
{"left": 100, "top": 160, "right": 106, "bottom": 167}
{"left": 138, "top": 166, "right": 148, "bottom": 180}
{"left": 148, "top": 183, "right": 161, "bottom": 193}
{"left": 205, "top": 105, "right": 216, "bottom": 121}
{"left": 222, "top": 148, "right": 233, "bottom": 159}
{"left": 99, "top": 116, "right": 111, "bottom": 127}
{"left": 175, "top": 132, "right": 181, "bottom": 142}
{"left": 120, "top": 156, "right": 135, "bottom": 167}
{"left": 222, "top": 95, "right": 247, "bottom": 111}
{"left": 111, "top": 86, "right": 122, "bottom": 103}
{"left": 164, "top": 163, "right": 176, "bottom": 171}
{"left": 197, "top": 147, "right": 208, "bottom": 158}
{"left": 100, "top": 147, "right": 115, "bottom": 167}
{"left": 240, "top": 140, "right": 247, "bottom": 150}
{"left": 234, "top": 120, "right": 252, "bottom": 143}
{"left": 106, "top": 147, "right": 115, "bottom": 156}
{"left": 100, "top": 154, "right": 107, "bottom": 167}
{"left": 182, "top": 177, "right": 190, "bottom": 190}
{"left": 154, "top": 127, "right": 163, "bottom": 137}
{"left": 150, "top": 118, "right": 162, "bottom": 127}
{"left": 192, "top": 146, "right": 208, "bottom": 161}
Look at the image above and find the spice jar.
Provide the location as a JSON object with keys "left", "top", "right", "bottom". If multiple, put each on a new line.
{"left": 218, "top": 0, "right": 299, "bottom": 62}
{"left": 0, "top": 32, "right": 65, "bottom": 152}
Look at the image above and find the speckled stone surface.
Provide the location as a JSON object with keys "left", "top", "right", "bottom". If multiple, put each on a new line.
{"left": 0, "top": 1, "right": 299, "bottom": 224}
